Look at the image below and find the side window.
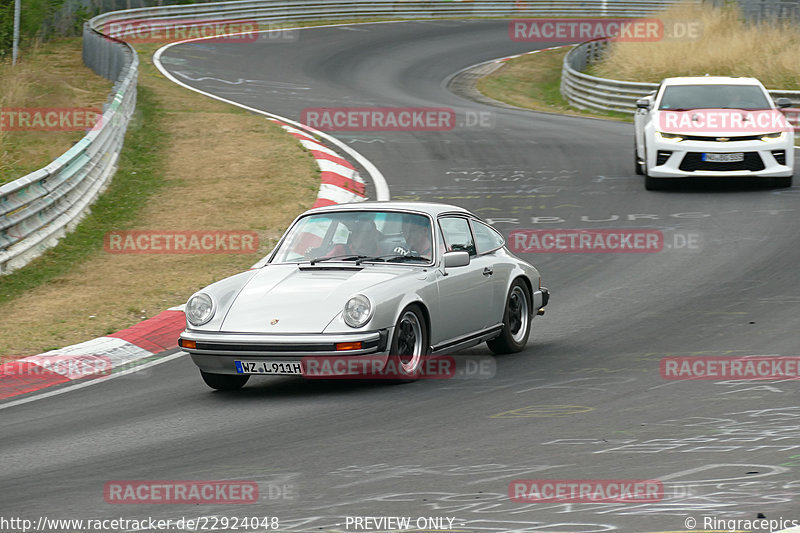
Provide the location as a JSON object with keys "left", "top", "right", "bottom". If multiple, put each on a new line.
{"left": 472, "top": 220, "right": 505, "bottom": 254}
{"left": 439, "top": 217, "right": 476, "bottom": 257}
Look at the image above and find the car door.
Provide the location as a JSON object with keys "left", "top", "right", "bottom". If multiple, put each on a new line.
{"left": 433, "top": 216, "right": 495, "bottom": 346}
{"left": 470, "top": 219, "right": 509, "bottom": 327}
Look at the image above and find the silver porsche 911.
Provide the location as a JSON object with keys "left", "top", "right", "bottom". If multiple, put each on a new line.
{"left": 179, "top": 202, "right": 549, "bottom": 390}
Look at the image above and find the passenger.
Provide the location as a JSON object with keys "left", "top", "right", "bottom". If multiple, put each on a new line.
{"left": 347, "top": 216, "right": 382, "bottom": 256}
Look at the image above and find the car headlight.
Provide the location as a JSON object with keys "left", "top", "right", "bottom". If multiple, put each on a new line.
{"left": 343, "top": 294, "right": 373, "bottom": 328}
{"left": 656, "top": 132, "right": 684, "bottom": 142}
{"left": 186, "top": 293, "right": 215, "bottom": 326}
{"left": 761, "top": 132, "right": 786, "bottom": 142}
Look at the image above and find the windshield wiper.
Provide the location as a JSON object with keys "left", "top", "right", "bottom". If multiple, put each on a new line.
{"left": 386, "top": 254, "right": 430, "bottom": 263}
{"left": 309, "top": 254, "right": 364, "bottom": 265}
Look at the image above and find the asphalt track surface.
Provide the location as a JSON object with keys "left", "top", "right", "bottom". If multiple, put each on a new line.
{"left": 3, "top": 20, "right": 800, "bottom": 533}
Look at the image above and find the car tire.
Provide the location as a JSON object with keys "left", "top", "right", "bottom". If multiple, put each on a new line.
{"left": 634, "top": 143, "right": 644, "bottom": 175}
{"left": 772, "top": 176, "right": 793, "bottom": 188}
{"left": 644, "top": 175, "right": 664, "bottom": 191}
{"left": 487, "top": 279, "right": 532, "bottom": 355}
{"left": 642, "top": 148, "right": 663, "bottom": 190}
{"left": 200, "top": 371, "right": 249, "bottom": 391}
{"left": 387, "top": 305, "right": 429, "bottom": 381}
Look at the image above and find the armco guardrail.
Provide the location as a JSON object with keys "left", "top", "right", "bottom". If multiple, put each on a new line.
{"left": 561, "top": 39, "right": 800, "bottom": 114}
{"left": 0, "top": 0, "right": 691, "bottom": 275}
{"left": 88, "top": 0, "right": 685, "bottom": 35}
{"left": 0, "top": 28, "right": 137, "bottom": 275}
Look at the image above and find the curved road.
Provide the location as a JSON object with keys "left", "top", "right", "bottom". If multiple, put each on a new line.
{"left": 2, "top": 20, "right": 799, "bottom": 533}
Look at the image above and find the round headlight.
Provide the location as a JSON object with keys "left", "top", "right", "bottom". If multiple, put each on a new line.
{"left": 343, "top": 294, "right": 373, "bottom": 328}
{"left": 186, "top": 293, "right": 215, "bottom": 326}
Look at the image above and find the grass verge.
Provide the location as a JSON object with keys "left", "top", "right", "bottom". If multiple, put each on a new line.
{"left": 0, "top": 40, "right": 319, "bottom": 357}
{"left": 0, "top": 39, "right": 112, "bottom": 184}
{"left": 590, "top": 2, "right": 800, "bottom": 88}
{"left": 476, "top": 48, "right": 631, "bottom": 122}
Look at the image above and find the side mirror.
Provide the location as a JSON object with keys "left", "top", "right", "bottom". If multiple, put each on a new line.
{"left": 443, "top": 251, "right": 470, "bottom": 268}
{"left": 636, "top": 98, "right": 651, "bottom": 110}
{"left": 775, "top": 97, "right": 793, "bottom": 109}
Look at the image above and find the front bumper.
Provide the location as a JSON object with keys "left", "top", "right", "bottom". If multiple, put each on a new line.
{"left": 180, "top": 330, "right": 391, "bottom": 375}
{"left": 534, "top": 287, "right": 550, "bottom": 315}
{"left": 646, "top": 138, "right": 794, "bottom": 178}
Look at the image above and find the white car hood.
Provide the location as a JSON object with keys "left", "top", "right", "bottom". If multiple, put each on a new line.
{"left": 655, "top": 108, "right": 784, "bottom": 136}
{"left": 219, "top": 264, "right": 407, "bottom": 334}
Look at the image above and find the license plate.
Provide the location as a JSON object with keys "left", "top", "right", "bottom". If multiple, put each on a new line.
{"left": 702, "top": 152, "right": 744, "bottom": 162}
{"left": 235, "top": 360, "right": 303, "bottom": 375}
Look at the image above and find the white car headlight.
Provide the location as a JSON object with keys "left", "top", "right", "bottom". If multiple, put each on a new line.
{"left": 343, "top": 294, "right": 373, "bottom": 328}
{"left": 186, "top": 293, "right": 215, "bottom": 326}
{"left": 656, "top": 132, "right": 684, "bottom": 142}
{"left": 761, "top": 132, "right": 786, "bottom": 142}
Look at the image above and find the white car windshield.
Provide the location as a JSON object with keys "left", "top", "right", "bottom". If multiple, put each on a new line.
{"left": 270, "top": 211, "right": 433, "bottom": 264}
{"left": 658, "top": 84, "right": 771, "bottom": 110}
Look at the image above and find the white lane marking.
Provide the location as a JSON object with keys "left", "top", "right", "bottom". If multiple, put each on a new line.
{"left": 27, "top": 337, "right": 150, "bottom": 375}
{"left": 317, "top": 183, "right": 365, "bottom": 203}
{"left": 0, "top": 351, "right": 186, "bottom": 411}
{"left": 317, "top": 158, "right": 360, "bottom": 179}
{"left": 300, "top": 139, "right": 339, "bottom": 156}
{"left": 152, "top": 27, "right": 390, "bottom": 201}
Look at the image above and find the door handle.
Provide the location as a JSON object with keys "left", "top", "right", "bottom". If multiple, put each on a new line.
{"left": 483, "top": 267, "right": 493, "bottom": 276}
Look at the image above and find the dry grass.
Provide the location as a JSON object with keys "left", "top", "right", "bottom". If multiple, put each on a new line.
{"left": 0, "top": 39, "right": 113, "bottom": 184}
{"left": 0, "top": 42, "right": 319, "bottom": 356}
{"left": 592, "top": 2, "right": 800, "bottom": 89}
{"left": 476, "top": 48, "right": 630, "bottom": 121}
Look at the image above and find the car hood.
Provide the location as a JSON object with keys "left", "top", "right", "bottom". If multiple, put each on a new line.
{"left": 655, "top": 108, "right": 787, "bottom": 136}
{"left": 219, "top": 264, "right": 411, "bottom": 333}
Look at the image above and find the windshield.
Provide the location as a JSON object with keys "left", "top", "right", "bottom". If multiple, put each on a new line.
{"left": 658, "top": 84, "right": 771, "bottom": 110}
{"left": 270, "top": 211, "right": 434, "bottom": 264}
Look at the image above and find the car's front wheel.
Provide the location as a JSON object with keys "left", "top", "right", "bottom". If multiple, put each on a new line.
{"left": 487, "top": 279, "right": 532, "bottom": 355}
{"left": 388, "top": 305, "right": 428, "bottom": 381}
{"left": 200, "top": 371, "right": 249, "bottom": 391}
{"left": 634, "top": 142, "right": 644, "bottom": 175}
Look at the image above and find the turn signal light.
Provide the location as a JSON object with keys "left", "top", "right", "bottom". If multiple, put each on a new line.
{"left": 336, "top": 342, "right": 363, "bottom": 351}
{"left": 179, "top": 339, "right": 196, "bottom": 349}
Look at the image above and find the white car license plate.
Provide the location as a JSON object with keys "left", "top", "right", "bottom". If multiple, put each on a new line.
{"left": 702, "top": 152, "right": 744, "bottom": 162}
{"left": 235, "top": 360, "right": 303, "bottom": 375}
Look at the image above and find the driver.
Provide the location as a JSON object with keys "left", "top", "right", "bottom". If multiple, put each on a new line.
{"left": 397, "top": 216, "right": 432, "bottom": 258}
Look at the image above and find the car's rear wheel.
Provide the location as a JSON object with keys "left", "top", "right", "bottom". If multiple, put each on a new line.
{"left": 388, "top": 305, "right": 428, "bottom": 381}
{"left": 487, "top": 279, "right": 532, "bottom": 355}
{"left": 200, "top": 371, "right": 249, "bottom": 391}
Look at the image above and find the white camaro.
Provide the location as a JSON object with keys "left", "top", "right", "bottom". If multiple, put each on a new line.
{"left": 634, "top": 76, "right": 795, "bottom": 190}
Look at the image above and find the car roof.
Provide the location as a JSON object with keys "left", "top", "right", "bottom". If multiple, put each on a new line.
{"left": 661, "top": 76, "right": 764, "bottom": 87}
{"left": 307, "top": 201, "right": 474, "bottom": 218}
